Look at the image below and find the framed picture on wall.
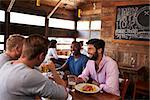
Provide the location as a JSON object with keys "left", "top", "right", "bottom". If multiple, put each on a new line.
{"left": 114, "top": 4, "right": 150, "bottom": 41}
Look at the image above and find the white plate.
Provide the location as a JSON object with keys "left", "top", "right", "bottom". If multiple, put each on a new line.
{"left": 75, "top": 83, "right": 100, "bottom": 93}
{"left": 48, "top": 71, "right": 64, "bottom": 79}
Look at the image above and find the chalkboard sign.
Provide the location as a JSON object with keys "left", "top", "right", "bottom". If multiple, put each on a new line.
{"left": 115, "top": 4, "right": 150, "bottom": 41}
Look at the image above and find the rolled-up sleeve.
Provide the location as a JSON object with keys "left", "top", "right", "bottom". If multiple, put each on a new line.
{"left": 78, "top": 61, "right": 91, "bottom": 82}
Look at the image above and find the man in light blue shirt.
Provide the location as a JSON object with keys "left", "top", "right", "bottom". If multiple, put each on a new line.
{"left": 0, "top": 34, "right": 24, "bottom": 68}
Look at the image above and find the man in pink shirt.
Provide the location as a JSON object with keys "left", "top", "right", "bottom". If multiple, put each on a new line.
{"left": 77, "top": 39, "right": 120, "bottom": 96}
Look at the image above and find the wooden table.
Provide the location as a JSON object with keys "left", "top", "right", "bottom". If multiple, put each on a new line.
{"left": 70, "top": 91, "right": 120, "bottom": 100}
{"left": 64, "top": 79, "right": 119, "bottom": 100}
{"left": 119, "top": 66, "right": 144, "bottom": 82}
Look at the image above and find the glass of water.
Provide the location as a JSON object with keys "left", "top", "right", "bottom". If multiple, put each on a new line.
{"left": 67, "top": 75, "right": 76, "bottom": 92}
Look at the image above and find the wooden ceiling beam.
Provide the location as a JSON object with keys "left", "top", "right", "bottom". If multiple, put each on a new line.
{"left": 47, "top": 0, "right": 62, "bottom": 19}
{"left": 7, "top": 0, "right": 15, "bottom": 12}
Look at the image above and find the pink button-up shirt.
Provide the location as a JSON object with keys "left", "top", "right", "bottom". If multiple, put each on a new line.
{"left": 78, "top": 55, "right": 120, "bottom": 96}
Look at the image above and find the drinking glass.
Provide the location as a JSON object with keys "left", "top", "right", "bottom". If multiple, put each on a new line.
{"left": 67, "top": 75, "right": 76, "bottom": 92}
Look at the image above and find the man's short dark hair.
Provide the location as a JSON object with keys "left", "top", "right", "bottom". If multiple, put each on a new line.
{"left": 49, "top": 39, "right": 57, "bottom": 48}
{"left": 86, "top": 39, "right": 105, "bottom": 54}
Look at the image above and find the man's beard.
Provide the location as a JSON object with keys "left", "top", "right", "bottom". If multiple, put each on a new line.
{"left": 88, "top": 51, "right": 98, "bottom": 61}
{"left": 73, "top": 50, "right": 80, "bottom": 56}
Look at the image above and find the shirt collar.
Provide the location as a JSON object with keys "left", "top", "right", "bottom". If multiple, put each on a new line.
{"left": 97, "top": 55, "right": 106, "bottom": 72}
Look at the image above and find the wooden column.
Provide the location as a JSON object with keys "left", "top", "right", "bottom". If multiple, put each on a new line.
{"left": 45, "top": 17, "right": 49, "bottom": 38}
{"left": 74, "top": 9, "right": 79, "bottom": 41}
{"left": 4, "top": 11, "right": 10, "bottom": 50}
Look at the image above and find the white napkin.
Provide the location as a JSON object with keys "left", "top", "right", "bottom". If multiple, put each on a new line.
{"left": 67, "top": 93, "right": 72, "bottom": 100}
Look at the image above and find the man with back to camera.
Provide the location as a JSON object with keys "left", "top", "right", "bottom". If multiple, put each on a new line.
{"left": 0, "top": 34, "right": 68, "bottom": 100}
{"left": 77, "top": 39, "right": 120, "bottom": 96}
{"left": 0, "top": 34, "right": 24, "bottom": 68}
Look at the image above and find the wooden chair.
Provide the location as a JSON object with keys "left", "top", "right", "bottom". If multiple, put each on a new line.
{"left": 119, "top": 78, "right": 130, "bottom": 100}
{"left": 35, "top": 96, "right": 41, "bottom": 100}
{"left": 133, "top": 80, "right": 149, "bottom": 100}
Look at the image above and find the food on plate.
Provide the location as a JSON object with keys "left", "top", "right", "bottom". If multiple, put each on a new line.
{"left": 81, "top": 85, "right": 96, "bottom": 92}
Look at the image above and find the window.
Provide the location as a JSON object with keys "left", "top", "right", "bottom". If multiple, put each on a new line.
{"left": 91, "top": 20, "right": 101, "bottom": 30}
{"left": 0, "top": 35, "right": 4, "bottom": 51}
{"left": 0, "top": 44, "right": 4, "bottom": 50}
{"left": 0, "top": 10, "right": 5, "bottom": 22}
{"left": 77, "top": 21, "right": 90, "bottom": 30}
{"left": 10, "top": 12, "right": 45, "bottom": 26}
{"left": 48, "top": 37, "right": 74, "bottom": 50}
{"left": 0, "top": 35, "right": 4, "bottom": 42}
{"left": 49, "top": 18, "right": 75, "bottom": 30}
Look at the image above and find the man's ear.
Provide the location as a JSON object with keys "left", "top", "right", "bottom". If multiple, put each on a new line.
{"left": 97, "top": 48, "right": 102, "bottom": 54}
{"left": 38, "top": 52, "right": 46, "bottom": 61}
{"left": 14, "top": 45, "right": 19, "bottom": 53}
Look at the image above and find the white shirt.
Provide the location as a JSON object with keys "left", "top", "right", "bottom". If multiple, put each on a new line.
{"left": 45, "top": 48, "right": 58, "bottom": 61}
{"left": 80, "top": 48, "right": 88, "bottom": 56}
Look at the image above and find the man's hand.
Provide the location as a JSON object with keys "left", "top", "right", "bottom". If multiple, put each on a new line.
{"left": 76, "top": 77, "right": 85, "bottom": 83}
{"left": 92, "top": 80, "right": 100, "bottom": 86}
{"left": 45, "top": 61, "right": 56, "bottom": 72}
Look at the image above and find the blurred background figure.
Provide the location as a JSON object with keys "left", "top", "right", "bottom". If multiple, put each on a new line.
{"left": 79, "top": 41, "right": 88, "bottom": 56}
{"left": 44, "top": 39, "right": 64, "bottom": 68}
{"left": 0, "top": 34, "right": 24, "bottom": 68}
{"left": 45, "top": 39, "right": 58, "bottom": 60}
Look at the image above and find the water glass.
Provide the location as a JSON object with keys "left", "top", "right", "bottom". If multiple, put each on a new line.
{"left": 67, "top": 75, "right": 76, "bottom": 91}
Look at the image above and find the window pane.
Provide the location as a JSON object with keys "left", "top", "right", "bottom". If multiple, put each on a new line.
{"left": 76, "top": 38, "right": 88, "bottom": 46}
{"left": 49, "top": 18, "right": 75, "bottom": 30}
{"left": 91, "top": 20, "right": 101, "bottom": 30}
{"left": 10, "top": 12, "right": 45, "bottom": 26}
{"left": 77, "top": 21, "right": 90, "bottom": 30}
{"left": 48, "top": 37, "right": 74, "bottom": 44}
{"left": 0, "top": 10, "right": 5, "bottom": 22}
{"left": 0, "top": 44, "right": 4, "bottom": 50}
{"left": 57, "top": 44, "right": 71, "bottom": 50}
{"left": 0, "top": 35, "right": 4, "bottom": 42}
{"left": 48, "top": 37, "right": 74, "bottom": 50}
